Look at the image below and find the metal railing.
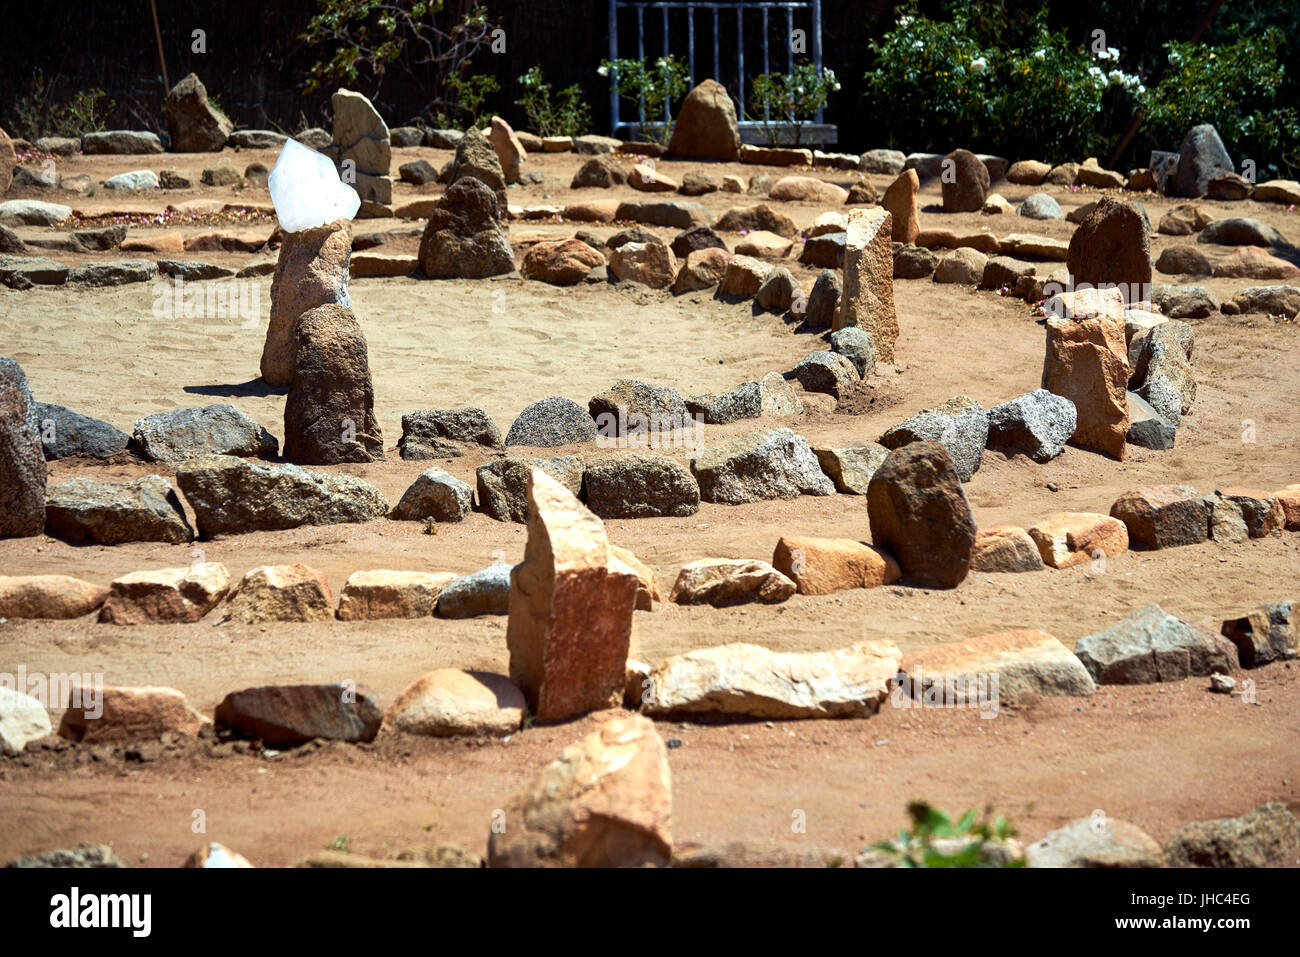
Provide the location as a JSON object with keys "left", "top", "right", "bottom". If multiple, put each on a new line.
{"left": 608, "top": 0, "right": 824, "bottom": 137}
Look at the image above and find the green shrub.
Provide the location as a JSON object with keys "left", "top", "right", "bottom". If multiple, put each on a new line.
{"left": 437, "top": 72, "right": 499, "bottom": 130}
{"left": 598, "top": 55, "right": 691, "bottom": 144}
{"left": 1142, "top": 26, "right": 1299, "bottom": 178}
{"left": 515, "top": 66, "right": 591, "bottom": 138}
{"left": 749, "top": 64, "right": 840, "bottom": 147}
{"left": 10, "top": 70, "right": 114, "bottom": 140}
{"left": 872, "top": 801, "right": 1024, "bottom": 868}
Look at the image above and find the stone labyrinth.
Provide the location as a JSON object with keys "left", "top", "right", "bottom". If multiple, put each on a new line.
{"left": 1, "top": 78, "right": 1298, "bottom": 870}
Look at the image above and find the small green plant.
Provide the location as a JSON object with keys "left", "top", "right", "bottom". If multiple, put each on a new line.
{"left": 516, "top": 66, "right": 591, "bottom": 138}
{"left": 598, "top": 55, "right": 691, "bottom": 144}
{"left": 10, "top": 70, "right": 114, "bottom": 140}
{"left": 326, "top": 834, "right": 353, "bottom": 852}
{"left": 873, "top": 801, "right": 1024, "bottom": 868}
{"left": 749, "top": 63, "right": 840, "bottom": 147}
{"left": 432, "top": 71, "right": 500, "bottom": 130}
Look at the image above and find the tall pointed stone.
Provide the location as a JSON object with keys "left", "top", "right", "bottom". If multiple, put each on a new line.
{"left": 881, "top": 168, "right": 920, "bottom": 244}
{"left": 838, "top": 206, "right": 899, "bottom": 361}
{"left": 261, "top": 219, "right": 353, "bottom": 386}
{"left": 0, "top": 357, "right": 46, "bottom": 537}
{"left": 506, "top": 469, "right": 639, "bottom": 723}
{"left": 1041, "top": 288, "right": 1130, "bottom": 460}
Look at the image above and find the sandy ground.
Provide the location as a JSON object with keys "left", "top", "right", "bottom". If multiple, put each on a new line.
{"left": 1, "top": 143, "right": 1298, "bottom": 866}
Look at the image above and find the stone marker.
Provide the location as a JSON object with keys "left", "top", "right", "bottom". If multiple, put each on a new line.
{"left": 0, "top": 358, "right": 46, "bottom": 537}
{"left": 667, "top": 80, "right": 740, "bottom": 160}
{"left": 1220, "top": 601, "right": 1297, "bottom": 667}
{"left": 839, "top": 206, "right": 899, "bottom": 361}
{"left": 505, "top": 469, "right": 640, "bottom": 723}
{"left": 1041, "top": 287, "right": 1130, "bottom": 460}
{"left": 262, "top": 219, "right": 353, "bottom": 386}
{"left": 669, "top": 558, "right": 797, "bottom": 606}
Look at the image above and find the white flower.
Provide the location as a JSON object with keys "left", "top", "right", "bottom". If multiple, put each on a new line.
{"left": 1033, "top": 48, "right": 1046, "bottom": 60}
{"left": 897, "top": 15, "right": 913, "bottom": 27}
{"left": 912, "top": 40, "right": 924, "bottom": 50}
{"left": 597, "top": 65, "right": 609, "bottom": 77}
{"left": 1107, "top": 46, "right": 1120, "bottom": 60}
{"left": 970, "top": 56, "right": 988, "bottom": 73}
{"left": 1108, "top": 69, "right": 1124, "bottom": 83}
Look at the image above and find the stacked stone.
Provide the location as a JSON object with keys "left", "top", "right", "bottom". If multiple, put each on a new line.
{"left": 328, "top": 89, "right": 393, "bottom": 214}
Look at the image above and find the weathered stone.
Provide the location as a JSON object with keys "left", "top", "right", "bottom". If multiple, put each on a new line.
{"left": 614, "top": 200, "right": 708, "bottom": 230}
{"left": 215, "top": 683, "right": 383, "bottom": 746}
{"left": 770, "top": 175, "right": 848, "bottom": 205}
{"left": 1276, "top": 485, "right": 1300, "bottom": 530}
{"left": 1217, "top": 487, "right": 1285, "bottom": 538}
{"left": 437, "top": 563, "right": 513, "bottom": 618}
{"left": 940, "top": 149, "right": 990, "bottom": 212}
{"left": 0, "top": 358, "right": 46, "bottom": 536}
{"left": 892, "top": 243, "right": 937, "bottom": 279}
{"left": 583, "top": 455, "right": 700, "bottom": 519}
{"left": 133, "top": 403, "right": 277, "bottom": 465}
{"left": 1065, "top": 196, "right": 1151, "bottom": 299}
{"left": 228, "top": 129, "right": 288, "bottom": 150}
{"left": 388, "top": 670, "right": 525, "bottom": 737}
{"left": 691, "top": 428, "right": 833, "bottom": 504}
{"left": 755, "top": 266, "right": 798, "bottom": 312}
{"left": 418, "top": 177, "right": 514, "bottom": 278}
{"left": 900, "top": 631, "right": 1095, "bottom": 698}
{"left": 505, "top": 396, "right": 597, "bottom": 448}
{"left": 99, "top": 563, "right": 231, "bottom": 624}
{"left": 1075, "top": 603, "right": 1237, "bottom": 684}
{"left": 646, "top": 640, "right": 901, "bottom": 718}
{"left": 791, "top": 351, "right": 859, "bottom": 398}
{"left": 0, "top": 200, "right": 72, "bottom": 227}
{"left": 521, "top": 239, "right": 605, "bottom": 284}
{"left": 1041, "top": 288, "right": 1130, "bottom": 460}
{"left": 670, "top": 558, "right": 796, "bottom": 606}
{"left": 45, "top": 475, "right": 194, "bottom": 544}
{"left": 881, "top": 169, "right": 920, "bottom": 244}
{"left": 867, "top": 442, "right": 976, "bottom": 588}
{"left": 839, "top": 207, "right": 898, "bottom": 360}
{"left": 1029, "top": 512, "right": 1128, "bottom": 569}
{"left": 475, "top": 455, "right": 584, "bottom": 523}
{"left": 336, "top": 569, "right": 455, "bottom": 620}
{"left": 59, "top": 686, "right": 206, "bottom": 743}
{"left": 505, "top": 470, "right": 639, "bottom": 721}
{"left": 488, "top": 714, "right": 672, "bottom": 868}
{"left": 1152, "top": 283, "right": 1217, "bottom": 317}
{"left": 1018, "top": 193, "right": 1063, "bottom": 220}
{"left": 0, "top": 687, "right": 53, "bottom": 755}
{"left": 176, "top": 456, "right": 388, "bottom": 536}
{"left": 714, "top": 204, "right": 797, "bottom": 238}
{"left": 812, "top": 442, "right": 889, "bottom": 494}
{"left": 1212, "top": 246, "right": 1300, "bottom": 280}
{"left": 1166, "top": 802, "right": 1300, "bottom": 868}
{"left": 860, "top": 149, "right": 907, "bottom": 175}
{"left": 1127, "top": 392, "right": 1177, "bottom": 450}
{"left": 222, "top": 563, "right": 334, "bottom": 623}
{"left": 879, "top": 396, "right": 988, "bottom": 482}
{"left": 970, "top": 526, "right": 1045, "bottom": 573}
{"left": 716, "top": 254, "right": 770, "bottom": 298}
{"left": 1220, "top": 601, "right": 1297, "bottom": 668}
{"left": 80, "top": 130, "right": 164, "bottom": 154}
{"left": 283, "top": 305, "right": 382, "bottom": 464}
{"left": 986, "top": 389, "right": 1076, "bottom": 463}
{"left": 828, "top": 326, "right": 877, "bottom": 376}
{"left": 398, "top": 407, "right": 502, "bottom": 458}
{"left": 1228, "top": 284, "right": 1300, "bottom": 317}
{"left": 733, "top": 230, "right": 792, "bottom": 258}
{"left": 933, "top": 246, "right": 988, "bottom": 285}
{"left": 1109, "top": 485, "right": 1209, "bottom": 549}
{"left": 799, "top": 231, "right": 846, "bottom": 268}
{"left": 1172, "top": 124, "right": 1234, "bottom": 198}
{"left": 1026, "top": 818, "right": 1165, "bottom": 868}
{"left": 0, "top": 575, "right": 108, "bottom": 619}
{"left": 488, "top": 116, "right": 526, "bottom": 184}
{"left": 261, "top": 219, "right": 353, "bottom": 386}
{"left": 608, "top": 241, "right": 677, "bottom": 289}
{"left": 771, "top": 536, "right": 900, "bottom": 595}
{"left": 68, "top": 260, "right": 158, "bottom": 287}
{"left": 628, "top": 163, "right": 677, "bottom": 192}
{"left": 668, "top": 79, "right": 740, "bottom": 160}
{"left": 671, "top": 247, "right": 730, "bottom": 293}
{"left": 391, "top": 468, "right": 473, "bottom": 522}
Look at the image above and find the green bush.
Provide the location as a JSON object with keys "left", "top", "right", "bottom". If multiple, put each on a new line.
{"left": 515, "top": 66, "right": 591, "bottom": 138}
{"left": 873, "top": 801, "right": 1024, "bottom": 868}
{"left": 598, "top": 55, "right": 690, "bottom": 144}
{"left": 1142, "top": 26, "right": 1298, "bottom": 178}
{"left": 749, "top": 63, "right": 840, "bottom": 147}
{"left": 10, "top": 70, "right": 114, "bottom": 140}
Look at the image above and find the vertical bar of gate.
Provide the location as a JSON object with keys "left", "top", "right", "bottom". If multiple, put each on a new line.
{"left": 735, "top": 5, "right": 744, "bottom": 120}
{"left": 812, "top": 0, "right": 824, "bottom": 123}
{"left": 636, "top": 4, "right": 646, "bottom": 128}
{"left": 761, "top": 6, "right": 769, "bottom": 123}
{"left": 609, "top": 0, "right": 619, "bottom": 136}
{"left": 662, "top": 5, "right": 671, "bottom": 125}
{"left": 712, "top": 6, "right": 719, "bottom": 85}
{"left": 688, "top": 3, "right": 696, "bottom": 86}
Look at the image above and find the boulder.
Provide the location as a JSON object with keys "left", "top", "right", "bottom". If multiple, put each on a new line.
{"left": 505, "top": 396, "right": 597, "bottom": 447}
{"left": 582, "top": 454, "right": 700, "bottom": 519}
{"left": 1157, "top": 204, "right": 1215, "bottom": 236}
{"left": 791, "top": 351, "right": 859, "bottom": 398}
{"left": 1040, "top": 288, "right": 1130, "bottom": 459}
{"left": 812, "top": 443, "right": 889, "bottom": 494}
{"left": 669, "top": 558, "right": 797, "bottom": 606}
{"left": 261, "top": 218, "right": 353, "bottom": 386}
{"left": 215, "top": 683, "right": 383, "bottom": 746}
{"left": 645, "top": 640, "right": 902, "bottom": 718}
{"left": 1018, "top": 193, "right": 1063, "bottom": 220}
{"left": 1127, "top": 392, "right": 1177, "bottom": 450}
{"left": 99, "top": 563, "right": 231, "bottom": 624}
{"left": 67, "top": 260, "right": 158, "bottom": 287}
{"left": 1215, "top": 487, "right": 1285, "bottom": 538}
{"left": 1220, "top": 601, "right": 1297, "bottom": 668}
{"left": 80, "top": 130, "right": 164, "bottom": 154}
{"left": 436, "top": 563, "right": 513, "bottom": 618}
{"left": 283, "top": 305, "right": 382, "bottom": 464}
{"left": 969, "top": 526, "right": 1045, "bottom": 573}
{"left": 487, "top": 116, "right": 526, "bottom": 184}
{"left": 771, "top": 536, "right": 900, "bottom": 595}
{"left": 691, "top": 428, "right": 833, "bottom": 504}
{"left": 1074, "top": 603, "right": 1238, "bottom": 684}
{"left": 133, "top": 403, "right": 277, "bottom": 465}
{"left": 1026, "top": 818, "right": 1165, "bottom": 868}
{"left": 0, "top": 200, "right": 72, "bottom": 227}
{"left": 614, "top": 200, "right": 708, "bottom": 229}
{"left": 867, "top": 442, "right": 976, "bottom": 588}
{"left": 986, "top": 389, "right": 1077, "bottom": 462}
{"left": 417, "top": 177, "right": 514, "bottom": 278}
{"left": 391, "top": 468, "right": 473, "bottom": 522}
{"left": 670, "top": 225, "right": 727, "bottom": 258}
{"left": 0, "top": 358, "right": 46, "bottom": 537}
{"left": 387, "top": 670, "right": 525, "bottom": 738}
{"left": 336, "top": 570, "right": 456, "bottom": 620}
{"left": 1165, "top": 803, "right": 1300, "bottom": 868}
{"left": 755, "top": 266, "right": 798, "bottom": 312}
{"left": 0, "top": 575, "right": 109, "bottom": 619}
{"left": 1212, "top": 246, "right": 1300, "bottom": 280}
{"left": 668, "top": 80, "right": 740, "bottom": 160}
{"left": 1227, "top": 284, "right": 1300, "bottom": 317}
{"left": 221, "top": 563, "right": 334, "bottom": 623}
{"left": 476, "top": 455, "right": 584, "bottom": 523}
{"left": 1028, "top": 512, "right": 1128, "bottom": 569}
{"left": 608, "top": 241, "right": 677, "bottom": 289}
{"left": 0, "top": 687, "right": 53, "bottom": 756}
{"left": 714, "top": 204, "right": 797, "bottom": 238}
{"left": 933, "top": 246, "right": 987, "bottom": 284}
{"left": 1152, "top": 283, "right": 1217, "bottom": 317}
{"left": 505, "top": 470, "right": 639, "bottom": 721}
{"left": 839, "top": 206, "right": 898, "bottom": 360}
{"left": 45, "top": 475, "right": 194, "bottom": 545}
{"left": 1172, "top": 124, "right": 1234, "bottom": 198}
{"left": 879, "top": 396, "right": 988, "bottom": 482}
{"left": 1065, "top": 196, "right": 1151, "bottom": 300}
{"left": 940, "top": 149, "right": 989, "bottom": 212}
{"left": 1197, "top": 217, "right": 1286, "bottom": 248}
{"left": 521, "top": 239, "right": 604, "bottom": 284}
{"left": 398, "top": 407, "right": 503, "bottom": 458}
{"left": 59, "top": 686, "right": 207, "bottom": 743}
{"left": 828, "top": 326, "right": 877, "bottom": 376}
{"left": 1109, "top": 485, "right": 1208, "bottom": 549}
{"left": 900, "top": 631, "right": 1095, "bottom": 698}
{"left": 770, "top": 176, "right": 848, "bottom": 205}
{"left": 881, "top": 169, "right": 920, "bottom": 244}
{"left": 176, "top": 456, "right": 388, "bottom": 536}
{"left": 487, "top": 714, "right": 672, "bottom": 868}
{"left": 671, "top": 247, "right": 730, "bottom": 293}
{"left": 860, "top": 149, "right": 907, "bottom": 175}
{"left": 892, "top": 243, "right": 937, "bottom": 279}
